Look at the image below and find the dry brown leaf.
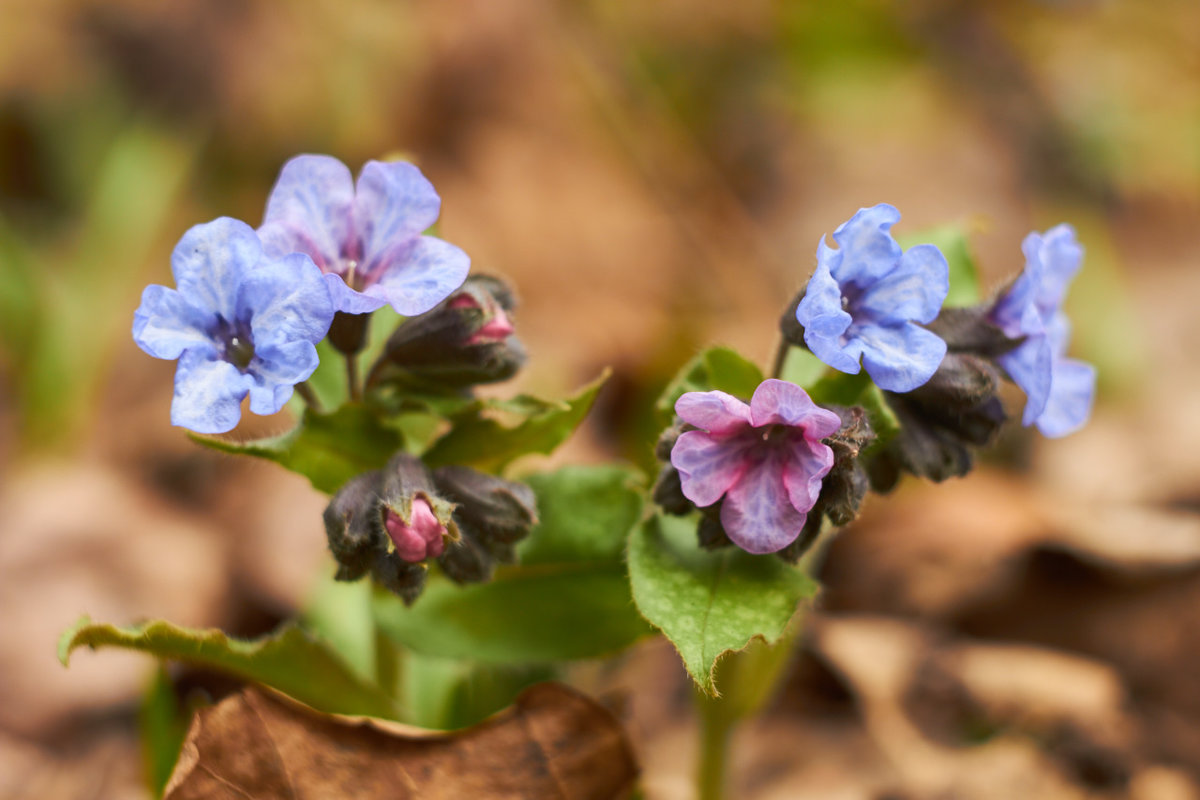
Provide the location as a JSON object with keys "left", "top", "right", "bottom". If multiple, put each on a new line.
{"left": 164, "top": 682, "right": 637, "bottom": 800}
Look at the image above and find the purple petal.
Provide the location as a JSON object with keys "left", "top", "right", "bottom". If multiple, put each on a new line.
{"left": 720, "top": 450, "right": 808, "bottom": 554}
{"left": 132, "top": 284, "right": 214, "bottom": 360}
{"left": 355, "top": 161, "right": 442, "bottom": 274}
{"left": 1036, "top": 357, "right": 1096, "bottom": 438}
{"left": 171, "top": 217, "right": 261, "bottom": 320}
{"left": 258, "top": 155, "right": 355, "bottom": 271}
{"left": 670, "top": 430, "right": 754, "bottom": 507}
{"left": 857, "top": 243, "right": 949, "bottom": 325}
{"left": 674, "top": 391, "right": 752, "bottom": 435}
{"left": 247, "top": 341, "right": 320, "bottom": 415}
{"left": 361, "top": 235, "right": 470, "bottom": 316}
{"left": 748, "top": 379, "right": 842, "bottom": 438}
{"left": 996, "top": 335, "right": 1054, "bottom": 426}
{"left": 828, "top": 204, "right": 903, "bottom": 287}
{"left": 237, "top": 252, "right": 334, "bottom": 348}
{"left": 170, "top": 350, "right": 253, "bottom": 433}
{"left": 781, "top": 435, "right": 835, "bottom": 513}
{"left": 855, "top": 321, "right": 947, "bottom": 393}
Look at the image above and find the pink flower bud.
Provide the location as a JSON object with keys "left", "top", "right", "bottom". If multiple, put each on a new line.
{"left": 385, "top": 497, "right": 447, "bottom": 562}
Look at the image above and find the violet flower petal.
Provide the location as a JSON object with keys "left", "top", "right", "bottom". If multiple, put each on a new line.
{"left": 720, "top": 450, "right": 808, "bottom": 554}
{"left": 674, "top": 390, "right": 753, "bottom": 436}
{"left": 671, "top": 429, "right": 755, "bottom": 507}
{"left": 258, "top": 155, "right": 355, "bottom": 271}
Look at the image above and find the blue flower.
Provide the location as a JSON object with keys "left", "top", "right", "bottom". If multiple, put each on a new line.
{"left": 795, "top": 204, "right": 949, "bottom": 392}
{"left": 133, "top": 217, "right": 335, "bottom": 433}
{"left": 257, "top": 155, "right": 470, "bottom": 316}
{"left": 989, "top": 224, "right": 1095, "bottom": 437}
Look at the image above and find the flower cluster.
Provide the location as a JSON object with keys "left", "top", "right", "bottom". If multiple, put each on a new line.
{"left": 323, "top": 453, "right": 538, "bottom": 604}
{"left": 133, "top": 155, "right": 471, "bottom": 433}
{"left": 657, "top": 208, "right": 1096, "bottom": 557}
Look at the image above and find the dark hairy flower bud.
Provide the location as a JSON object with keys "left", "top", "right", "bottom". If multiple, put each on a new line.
{"left": 775, "top": 405, "right": 875, "bottom": 563}
{"left": 322, "top": 454, "right": 458, "bottom": 605}
{"left": 323, "top": 470, "right": 387, "bottom": 581}
{"left": 652, "top": 465, "right": 693, "bottom": 516}
{"left": 696, "top": 506, "right": 733, "bottom": 550}
{"left": 925, "top": 306, "right": 1019, "bottom": 358}
{"left": 778, "top": 288, "right": 808, "bottom": 349}
{"left": 431, "top": 466, "right": 538, "bottom": 585}
{"left": 368, "top": 274, "right": 526, "bottom": 394}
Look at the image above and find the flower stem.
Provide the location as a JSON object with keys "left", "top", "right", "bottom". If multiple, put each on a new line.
{"left": 691, "top": 614, "right": 805, "bottom": 800}
{"left": 770, "top": 336, "right": 791, "bottom": 379}
{"left": 346, "top": 354, "right": 362, "bottom": 402}
{"left": 293, "top": 381, "right": 322, "bottom": 412}
{"left": 696, "top": 690, "right": 734, "bottom": 800}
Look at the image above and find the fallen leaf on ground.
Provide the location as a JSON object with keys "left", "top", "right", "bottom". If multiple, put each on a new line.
{"left": 165, "top": 682, "right": 637, "bottom": 800}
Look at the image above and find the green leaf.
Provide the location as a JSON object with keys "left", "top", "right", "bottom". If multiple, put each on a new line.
{"left": 778, "top": 346, "right": 828, "bottom": 388}
{"left": 517, "top": 465, "right": 645, "bottom": 564}
{"left": 192, "top": 404, "right": 403, "bottom": 494}
{"left": 897, "top": 223, "right": 982, "bottom": 308}
{"left": 374, "top": 464, "right": 652, "bottom": 662}
{"left": 627, "top": 514, "right": 819, "bottom": 695}
{"left": 59, "top": 617, "right": 400, "bottom": 720}
{"left": 656, "top": 346, "right": 765, "bottom": 424}
{"left": 420, "top": 370, "right": 609, "bottom": 472}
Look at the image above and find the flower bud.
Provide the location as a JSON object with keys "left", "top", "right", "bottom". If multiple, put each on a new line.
{"left": 778, "top": 289, "right": 809, "bottom": 349}
{"left": 696, "top": 507, "right": 733, "bottom": 550}
{"left": 815, "top": 406, "right": 874, "bottom": 527}
{"left": 323, "top": 454, "right": 459, "bottom": 603}
{"left": 370, "top": 550, "right": 427, "bottom": 606}
{"left": 323, "top": 470, "right": 387, "bottom": 581}
{"left": 431, "top": 466, "right": 538, "bottom": 585}
{"left": 368, "top": 274, "right": 526, "bottom": 393}
{"left": 652, "top": 465, "right": 694, "bottom": 516}
{"left": 385, "top": 497, "right": 447, "bottom": 562}
{"left": 925, "top": 306, "right": 1018, "bottom": 358}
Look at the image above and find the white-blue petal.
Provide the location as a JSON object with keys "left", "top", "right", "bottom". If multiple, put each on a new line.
{"left": 857, "top": 243, "right": 949, "bottom": 325}
{"left": 829, "top": 204, "right": 902, "bottom": 286}
{"left": 238, "top": 252, "right": 335, "bottom": 349}
{"left": 1035, "top": 357, "right": 1096, "bottom": 438}
{"left": 997, "top": 335, "right": 1054, "bottom": 425}
{"left": 856, "top": 321, "right": 947, "bottom": 393}
{"left": 132, "top": 284, "right": 213, "bottom": 360}
{"left": 170, "top": 350, "right": 253, "bottom": 434}
{"left": 248, "top": 341, "right": 321, "bottom": 415}
{"left": 171, "top": 218, "right": 262, "bottom": 321}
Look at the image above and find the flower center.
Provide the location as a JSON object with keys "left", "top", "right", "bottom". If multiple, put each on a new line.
{"left": 214, "top": 316, "right": 255, "bottom": 372}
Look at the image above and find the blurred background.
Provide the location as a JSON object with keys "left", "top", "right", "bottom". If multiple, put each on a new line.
{"left": 1, "top": 0, "right": 1197, "bottom": 797}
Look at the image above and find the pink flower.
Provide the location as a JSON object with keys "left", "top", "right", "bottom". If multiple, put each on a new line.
{"left": 385, "top": 497, "right": 447, "bottom": 562}
{"left": 670, "top": 379, "right": 841, "bottom": 554}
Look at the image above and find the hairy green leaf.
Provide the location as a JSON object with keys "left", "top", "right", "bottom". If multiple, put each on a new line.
{"left": 192, "top": 404, "right": 403, "bottom": 494}
{"left": 421, "top": 370, "right": 608, "bottom": 472}
{"left": 59, "top": 618, "right": 400, "bottom": 719}
{"left": 627, "top": 514, "right": 818, "bottom": 695}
